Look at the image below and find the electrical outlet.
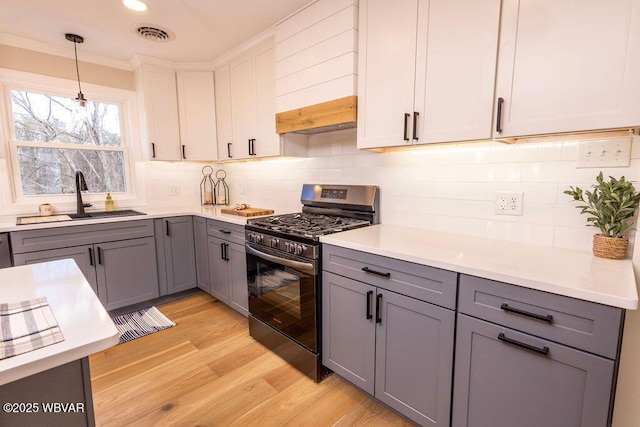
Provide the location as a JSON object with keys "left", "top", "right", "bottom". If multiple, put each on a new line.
{"left": 168, "top": 185, "right": 180, "bottom": 196}
{"left": 495, "top": 191, "right": 523, "bottom": 216}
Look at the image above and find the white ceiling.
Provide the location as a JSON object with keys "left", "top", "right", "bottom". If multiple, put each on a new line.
{"left": 0, "top": 0, "right": 311, "bottom": 67}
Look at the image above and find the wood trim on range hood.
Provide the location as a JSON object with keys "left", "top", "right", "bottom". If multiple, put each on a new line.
{"left": 276, "top": 96, "right": 357, "bottom": 134}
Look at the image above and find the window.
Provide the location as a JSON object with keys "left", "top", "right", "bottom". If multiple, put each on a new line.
{"left": 9, "top": 89, "right": 127, "bottom": 196}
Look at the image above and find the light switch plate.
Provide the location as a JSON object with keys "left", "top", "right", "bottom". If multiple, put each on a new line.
{"left": 576, "top": 137, "right": 632, "bottom": 168}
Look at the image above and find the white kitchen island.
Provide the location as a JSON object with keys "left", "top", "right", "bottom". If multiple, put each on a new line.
{"left": 0, "top": 259, "right": 119, "bottom": 426}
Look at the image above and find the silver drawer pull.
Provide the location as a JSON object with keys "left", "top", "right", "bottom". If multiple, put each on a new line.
{"left": 498, "top": 333, "right": 549, "bottom": 356}
{"left": 501, "top": 303, "right": 553, "bottom": 323}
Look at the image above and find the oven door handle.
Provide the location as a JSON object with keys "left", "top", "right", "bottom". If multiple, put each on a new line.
{"left": 246, "top": 244, "right": 315, "bottom": 274}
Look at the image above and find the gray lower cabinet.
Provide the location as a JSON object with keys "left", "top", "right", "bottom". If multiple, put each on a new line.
{"left": 0, "top": 358, "right": 95, "bottom": 426}
{"left": 452, "top": 274, "right": 624, "bottom": 427}
{"left": 155, "top": 216, "right": 197, "bottom": 295}
{"left": 193, "top": 216, "right": 210, "bottom": 293}
{"left": 11, "top": 220, "right": 159, "bottom": 311}
{"left": 452, "top": 314, "right": 615, "bottom": 427}
{"left": 13, "top": 245, "right": 99, "bottom": 296}
{"left": 207, "top": 220, "right": 248, "bottom": 316}
{"left": 322, "top": 245, "right": 457, "bottom": 426}
{"left": 95, "top": 237, "right": 159, "bottom": 310}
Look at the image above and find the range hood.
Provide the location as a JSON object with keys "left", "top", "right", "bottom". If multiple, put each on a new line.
{"left": 275, "top": 96, "right": 357, "bottom": 135}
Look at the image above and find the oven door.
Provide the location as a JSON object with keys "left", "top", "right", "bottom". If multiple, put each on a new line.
{"left": 246, "top": 242, "right": 318, "bottom": 352}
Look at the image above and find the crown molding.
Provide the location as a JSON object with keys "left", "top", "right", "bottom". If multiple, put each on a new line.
{"left": 1, "top": 25, "right": 276, "bottom": 73}
{"left": 210, "top": 27, "right": 275, "bottom": 69}
{"left": 0, "top": 33, "right": 134, "bottom": 71}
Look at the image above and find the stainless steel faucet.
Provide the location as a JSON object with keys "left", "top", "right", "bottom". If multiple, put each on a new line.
{"left": 75, "top": 170, "right": 92, "bottom": 217}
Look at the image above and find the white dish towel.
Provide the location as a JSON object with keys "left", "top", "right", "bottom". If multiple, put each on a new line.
{"left": 0, "top": 297, "right": 64, "bottom": 360}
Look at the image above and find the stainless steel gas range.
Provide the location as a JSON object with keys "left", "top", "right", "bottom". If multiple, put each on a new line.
{"left": 245, "top": 184, "right": 379, "bottom": 382}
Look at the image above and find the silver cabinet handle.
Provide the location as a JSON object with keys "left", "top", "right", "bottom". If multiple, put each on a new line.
{"left": 246, "top": 244, "right": 314, "bottom": 273}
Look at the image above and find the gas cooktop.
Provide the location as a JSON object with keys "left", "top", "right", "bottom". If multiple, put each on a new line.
{"left": 246, "top": 213, "right": 370, "bottom": 239}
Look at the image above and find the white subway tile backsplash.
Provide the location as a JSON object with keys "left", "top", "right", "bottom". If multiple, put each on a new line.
{"left": 432, "top": 182, "right": 488, "bottom": 200}
{"left": 521, "top": 224, "right": 556, "bottom": 246}
{"left": 458, "top": 200, "right": 506, "bottom": 220}
{"left": 145, "top": 135, "right": 640, "bottom": 253}
{"left": 553, "top": 226, "right": 595, "bottom": 251}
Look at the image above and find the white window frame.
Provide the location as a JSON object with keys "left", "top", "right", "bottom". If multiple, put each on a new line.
{"left": 0, "top": 68, "right": 147, "bottom": 215}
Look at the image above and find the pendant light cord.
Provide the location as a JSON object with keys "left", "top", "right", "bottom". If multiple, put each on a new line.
{"left": 73, "top": 41, "right": 82, "bottom": 94}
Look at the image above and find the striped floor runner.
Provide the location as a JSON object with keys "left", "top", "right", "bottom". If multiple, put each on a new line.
{"left": 111, "top": 306, "right": 175, "bottom": 344}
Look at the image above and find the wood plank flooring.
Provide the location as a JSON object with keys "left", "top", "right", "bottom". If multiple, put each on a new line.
{"left": 89, "top": 291, "right": 415, "bottom": 426}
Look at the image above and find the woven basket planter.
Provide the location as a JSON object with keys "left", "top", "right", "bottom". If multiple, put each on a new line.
{"left": 592, "top": 234, "right": 629, "bottom": 260}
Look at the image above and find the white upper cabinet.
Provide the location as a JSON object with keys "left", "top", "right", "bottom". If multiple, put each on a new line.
{"left": 176, "top": 71, "right": 218, "bottom": 161}
{"left": 230, "top": 50, "right": 258, "bottom": 159}
{"left": 494, "top": 0, "right": 640, "bottom": 138}
{"left": 357, "top": 0, "right": 501, "bottom": 149}
{"left": 138, "top": 64, "right": 181, "bottom": 161}
{"left": 138, "top": 65, "right": 219, "bottom": 161}
{"left": 217, "top": 38, "right": 306, "bottom": 160}
{"left": 214, "top": 65, "right": 235, "bottom": 160}
{"left": 254, "top": 42, "right": 280, "bottom": 158}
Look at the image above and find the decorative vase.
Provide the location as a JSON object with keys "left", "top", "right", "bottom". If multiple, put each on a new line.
{"left": 592, "top": 234, "right": 629, "bottom": 260}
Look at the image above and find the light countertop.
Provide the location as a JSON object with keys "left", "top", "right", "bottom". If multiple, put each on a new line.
{"left": 320, "top": 224, "right": 638, "bottom": 310}
{"left": 0, "top": 205, "right": 273, "bottom": 233}
{"left": 0, "top": 259, "right": 119, "bottom": 386}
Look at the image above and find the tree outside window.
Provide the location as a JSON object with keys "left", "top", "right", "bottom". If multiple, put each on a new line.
{"left": 9, "top": 89, "right": 127, "bottom": 196}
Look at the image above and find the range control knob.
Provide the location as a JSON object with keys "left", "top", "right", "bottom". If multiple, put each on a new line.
{"left": 249, "top": 233, "right": 264, "bottom": 244}
{"left": 294, "top": 244, "right": 307, "bottom": 255}
{"left": 269, "top": 238, "right": 280, "bottom": 248}
{"left": 284, "top": 242, "right": 291, "bottom": 252}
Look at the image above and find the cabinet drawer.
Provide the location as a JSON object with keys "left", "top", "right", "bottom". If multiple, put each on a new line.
{"left": 11, "top": 220, "right": 155, "bottom": 254}
{"left": 453, "top": 314, "right": 615, "bottom": 427}
{"left": 206, "top": 220, "right": 244, "bottom": 245}
{"left": 458, "top": 274, "right": 623, "bottom": 359}
{"left": 323, "top": 245, "right": 457, "bottom": 309}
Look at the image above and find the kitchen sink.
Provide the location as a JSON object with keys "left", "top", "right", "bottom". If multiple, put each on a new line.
{"left": 17, "top": 209, "right": 147, "bottom": 225}
{"left": 68, "top": 209, "right": 147, "bottom": 220}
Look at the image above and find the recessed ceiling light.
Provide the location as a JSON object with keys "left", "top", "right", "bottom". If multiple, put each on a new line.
{"left": 123, "top": 0, "right": 148, "bottom": 12}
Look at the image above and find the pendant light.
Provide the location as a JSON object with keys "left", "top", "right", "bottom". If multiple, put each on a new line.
{"left": 65, "top": 33, "right": 87, "bottom": 107}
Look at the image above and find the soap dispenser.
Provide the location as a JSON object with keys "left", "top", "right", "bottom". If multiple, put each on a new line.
{"left": 105, "top": 193, "right": 115, "bottom": 212}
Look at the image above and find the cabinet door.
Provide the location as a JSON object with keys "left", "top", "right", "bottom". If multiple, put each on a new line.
{"left": 253, "top": 41, "right": 280, "bottom": 158}
{"left": 230, "top": 51, "right": 257, "bottom": 159}
{"left": 208, "top": 236, "right": 230, "bottom": 304}
{"left": 95, "top": 237, "right": 159, "bottom": 310}
{"left": 452, "top": 314, "right": 615, "bottom": 427}
{"left": 141, "top": 64, "right": 181, "bottom": 161}
{"left": 322, "top": 272, "right": 376, "bottom": 394}
{"left": 375, "top": 290, "right": 455, "bottom": 426}
{"left": 357, "top": 0, "right": 419, "bottom": 149}
{"left": 163, "top": 217, "right": 196, "bottom": 294}
{"left": 414, "top": 0, "right": 500, "bottom": 144}
{"left": 193, "top": 216, "right": 210, "bottom": 293}
{"left": 228, "top": 243, "right": 248, "bottom": 316}
{"left": 13, "top": 245, "right": 98, "bottom": 297}
{"left": 214, "top": 64, "right": 236, "bottom": 160}
{"left": 494, "top": 0, "right": 640, "bottom": 138}
{"left": 176, "top": 71, "right": 218, "bottom": 161}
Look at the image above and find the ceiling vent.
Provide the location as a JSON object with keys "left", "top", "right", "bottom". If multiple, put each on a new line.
{"left": 132, "top": 24, "right": 173, "bottom": 42}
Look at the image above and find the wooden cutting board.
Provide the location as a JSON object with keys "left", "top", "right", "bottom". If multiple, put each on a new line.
{"left": 220, "top": 207, "right": 274, "bottom": 217}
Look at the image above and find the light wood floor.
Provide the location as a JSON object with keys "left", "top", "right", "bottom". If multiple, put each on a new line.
{"left": 89, "top": 291, "right": 415, "bottom": 426}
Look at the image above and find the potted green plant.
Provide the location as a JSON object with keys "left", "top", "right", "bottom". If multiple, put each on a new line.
{"left": 564, "top": 172, "right": 640, "bottom": 259}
